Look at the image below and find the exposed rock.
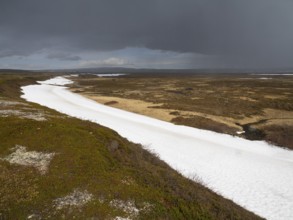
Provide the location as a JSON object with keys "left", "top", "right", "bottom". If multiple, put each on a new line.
{"left": 107, "top": 140, "right": 120, "bottom": 152}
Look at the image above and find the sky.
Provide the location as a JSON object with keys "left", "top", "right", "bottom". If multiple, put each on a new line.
{"left": 0, "top": 0, "right": 293, "bottom": 70}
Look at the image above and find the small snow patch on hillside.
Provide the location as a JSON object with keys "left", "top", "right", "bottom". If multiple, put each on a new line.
{"left": 53, "top": 189, "right": 93, "bottom": 210}
{"left": 1, "top": 145, "right": 55, "bottom": 174}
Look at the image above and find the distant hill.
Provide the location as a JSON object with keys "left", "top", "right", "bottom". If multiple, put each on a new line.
{"left": 0, "top": 69, "right": 31, "bottom": 73}
{"left": 1, "top": 67, "right": 292, "bottom": 75}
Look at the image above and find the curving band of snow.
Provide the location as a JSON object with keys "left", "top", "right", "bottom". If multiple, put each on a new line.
{"left": 37, "top": 76, "right": 73, "bottom": 86}
{"left": 21, "top": 77, "right": 293, "bottom": 220}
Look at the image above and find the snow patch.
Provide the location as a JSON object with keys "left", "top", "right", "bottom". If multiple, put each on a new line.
{"left": 21, "top": 76, "right": 293, "bottom": 220}
{"left": 68, "top": 74, "right": 79, "bottom": 77}
{"left": 1, "top": 145, "right": 55, "bottom": 174}
{"left": 38, "top": 76, "right": 73, "bottom": 86}
{"left": 53, "top": 189, "right": 93, "bottom": 210}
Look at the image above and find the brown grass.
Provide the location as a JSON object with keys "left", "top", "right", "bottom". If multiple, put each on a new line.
{"left": 264, "top": 125, "right": 293, "bottom": 149}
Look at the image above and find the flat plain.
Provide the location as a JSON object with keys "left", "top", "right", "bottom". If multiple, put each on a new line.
{"left": 70, "top": 73, "right": 293, "bottom": 150}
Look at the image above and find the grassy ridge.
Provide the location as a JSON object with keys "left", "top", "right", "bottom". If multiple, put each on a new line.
{"left": 0, "top": 73, "right": 261, "bottom": 219}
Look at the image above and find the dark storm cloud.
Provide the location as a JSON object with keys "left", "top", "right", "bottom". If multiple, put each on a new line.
{"left": 0, "top": 0, "right": 293, "bottom": 68}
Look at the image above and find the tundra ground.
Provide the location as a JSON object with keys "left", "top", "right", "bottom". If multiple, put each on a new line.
{"left": 0, "top": 72, "right": 261, "bottom": 219}
{"left": 70, "top": 73, "right": 293, "bottom": 149}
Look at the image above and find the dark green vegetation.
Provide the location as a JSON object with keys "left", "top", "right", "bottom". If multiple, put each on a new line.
{"left": 0, "top": 72, "right": 262, "bottom": 219}
{"left": 73, "top": 73, "right": 293, "bottom": 149}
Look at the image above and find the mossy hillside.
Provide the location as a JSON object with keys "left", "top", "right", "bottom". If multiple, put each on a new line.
{"left": 0, "top": 116, "right": 262, "bottom": 219}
